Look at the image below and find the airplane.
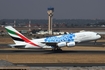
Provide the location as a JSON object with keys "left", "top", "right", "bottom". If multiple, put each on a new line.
{"left": 5, "top": 26, "right": 101, "bottom": 51}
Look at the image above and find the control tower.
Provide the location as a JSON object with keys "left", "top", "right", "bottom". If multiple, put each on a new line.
{"left": 47, "top": 7, "right": 54, "bottom": 35}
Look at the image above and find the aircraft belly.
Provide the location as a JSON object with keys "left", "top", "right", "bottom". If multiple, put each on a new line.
{"left": 42, "top": 46, "right": 52, "bottom": 48}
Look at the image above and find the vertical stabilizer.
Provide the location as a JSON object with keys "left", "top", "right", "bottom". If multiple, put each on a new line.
{"left": 5, "top": 26, "right": 39, "bottom": 47}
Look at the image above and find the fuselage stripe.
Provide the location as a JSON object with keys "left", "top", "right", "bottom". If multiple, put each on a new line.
{"left": 16, "top": 32, "right": 40, "bottom": 47}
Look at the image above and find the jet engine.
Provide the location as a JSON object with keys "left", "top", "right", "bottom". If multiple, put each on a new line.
{"left": 57, "top": 42, "right": 66, "bottom": 47}
{"left": 66, "top": 42, "right": 75, "bottom": 47}
{"left": 57, "top": 42, "right": 75, "bottom": 47}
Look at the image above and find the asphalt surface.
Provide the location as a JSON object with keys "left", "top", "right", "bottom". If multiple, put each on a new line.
{"left": 0, "top": 41, "right": 105, "bottom": 67}
{"left": 14, "top": 63, "right": 105, "bottom": 67}
{"left": 0, "top": 41, "right": 104, "bottom": 54}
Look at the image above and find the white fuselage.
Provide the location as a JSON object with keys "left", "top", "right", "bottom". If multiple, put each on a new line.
{"left": 24, "top": 31, "right": 101, "bottom": 48}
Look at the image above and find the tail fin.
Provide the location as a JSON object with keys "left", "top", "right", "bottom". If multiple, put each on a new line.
{"left": 5, "top": 26, "right": 39, "bottom": 47}
{"left": 5, "top": 26, "right": 25, "bottom": 44}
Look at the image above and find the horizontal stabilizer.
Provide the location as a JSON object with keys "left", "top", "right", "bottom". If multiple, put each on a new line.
{"left": 8, "top": 44, "right": 25, "bottom": 48}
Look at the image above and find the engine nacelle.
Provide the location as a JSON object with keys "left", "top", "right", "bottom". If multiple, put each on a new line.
{"left": 67, "top": 42, "right": 75, "bottom": 47}
{"left": 57, "top": 42, "right": 75, "bottom": 47}
{"left": 57, "top": 42, "right": 66, "bottom": 47}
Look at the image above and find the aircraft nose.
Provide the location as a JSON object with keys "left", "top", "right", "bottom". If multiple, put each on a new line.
{"left": 98, "top": 35, "right": 101, "bottom": 39}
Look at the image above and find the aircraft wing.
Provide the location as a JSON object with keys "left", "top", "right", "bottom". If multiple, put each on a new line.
{"left": 41, "top": 42, "right": 57, "bottom": 47}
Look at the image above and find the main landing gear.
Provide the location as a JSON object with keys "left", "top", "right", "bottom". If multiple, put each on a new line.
{"left": 52, "top": 47, "right": 62, "bottom": 52}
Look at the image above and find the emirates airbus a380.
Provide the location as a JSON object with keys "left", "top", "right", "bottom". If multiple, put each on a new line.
{"left": 5, "top": 26, "right": 101, "bottom": 51}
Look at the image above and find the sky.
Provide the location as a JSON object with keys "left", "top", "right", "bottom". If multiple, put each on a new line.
{"left": 0, "top": 0, "right": 105, "bottom": 19}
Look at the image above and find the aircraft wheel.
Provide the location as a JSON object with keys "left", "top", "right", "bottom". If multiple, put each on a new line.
{"left": 52, "top": 48, "right": 57, "bottom": 51}
{"left": 57, "top": 48, "right": 62, "bottom": 52}
{"left": 52, "top": 47, "right": 62, "bottom": 52}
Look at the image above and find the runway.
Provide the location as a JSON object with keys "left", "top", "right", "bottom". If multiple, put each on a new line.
{"left": 0, "top": 41, "right": 104, "bottom": 54}
{"left": 14, "top": 63, "right": 105, "bottom": 67}
{"left": 0, "top": 41, "right": 105, "bottom": 66}
{"left": 0, "top": 49, "right": 105, "bottom": 54}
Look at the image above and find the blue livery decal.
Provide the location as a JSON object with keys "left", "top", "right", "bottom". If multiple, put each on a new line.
{"left": 44, "top": 33, "right": 75, "bottom": 42}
